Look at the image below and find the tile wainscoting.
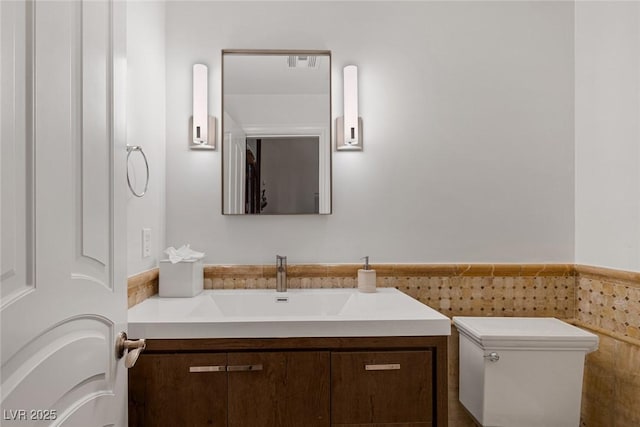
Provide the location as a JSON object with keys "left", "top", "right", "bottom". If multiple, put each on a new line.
{"left": 574, "top": 265, "right": 640, "bottom": 427}
{"left": 127, "top": 263, "right": 639, "bottom": 426}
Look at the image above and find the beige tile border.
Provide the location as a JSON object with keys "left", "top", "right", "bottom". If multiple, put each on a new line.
{"left": 128, "top": 268, "right": 159, "bottom": 288}
{"left": 203, "top": 263, "right": 575, "bottom": 279}
{"left": 575, "top": 264, "right": 640, "bottom": 288}
{"left": 205, "top": 264, "right": 267, "bottom": 278}
{"left": 127, "top": 268, "right": 159, "bottom": 308}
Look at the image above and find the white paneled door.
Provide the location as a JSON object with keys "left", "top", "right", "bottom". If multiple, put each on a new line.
{"left": 1, "top": 1, "right": 128, "bottom": 426}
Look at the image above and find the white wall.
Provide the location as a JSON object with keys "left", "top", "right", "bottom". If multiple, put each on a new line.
{"left": 575, "top": 1, "right": 640, "bottom": 272}
{"left": 126, "top": 1, "right": 166, "bottom": 276}
{"left": 165, "top": 1, "right": 575, "bottom": 264}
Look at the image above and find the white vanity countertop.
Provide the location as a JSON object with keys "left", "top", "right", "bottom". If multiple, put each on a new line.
{"left": 128, "top": 288, "right": 451, "bottom": 339}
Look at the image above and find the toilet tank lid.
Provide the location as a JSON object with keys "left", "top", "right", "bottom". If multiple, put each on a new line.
{"left": 453, "top": 317, "right": 599, "bottom": 352}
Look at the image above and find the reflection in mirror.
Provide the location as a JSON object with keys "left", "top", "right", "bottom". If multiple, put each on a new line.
{"left": 246, "top": 137, "right": 319, "bottom": 214}
{"left": 222, "top": 50, "right": 331, "bottom": 215}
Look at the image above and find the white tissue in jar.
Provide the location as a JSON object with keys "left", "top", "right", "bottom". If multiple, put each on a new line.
{"left": 159, "top": 259, "right": 203, "bottom": 297}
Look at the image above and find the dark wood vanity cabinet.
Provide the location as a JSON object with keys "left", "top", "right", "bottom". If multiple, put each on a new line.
{"left": 129, "top": 337, "right": 447, "bottom": 427}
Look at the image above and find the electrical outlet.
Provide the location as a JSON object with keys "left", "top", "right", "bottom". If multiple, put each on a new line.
{"left": 142, "top": 228, "right": 151, "bottom": 258}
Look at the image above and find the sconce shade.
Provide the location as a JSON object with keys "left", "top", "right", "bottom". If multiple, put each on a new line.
{"left": 337, "top": 65, "right": 362, "bottom": 151}
{"left": 193, "top": 64, "right": 208, "bottom": 144}
{"left": 191, "top": 64, "right": 215, "bottom": 149}
{"left": 343, "top": 65, "right": 358, "bottom": 145}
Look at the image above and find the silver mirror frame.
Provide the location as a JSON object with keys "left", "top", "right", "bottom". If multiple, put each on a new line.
{"left": 221, "top": 49, "right": 332, "bottom": 215}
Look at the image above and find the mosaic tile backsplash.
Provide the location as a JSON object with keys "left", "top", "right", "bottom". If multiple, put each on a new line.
{"left": 127, "top": 263, "right": 640, "bottom": 426}
{"left": 200, "top": 264, "right": 575, "bottom": 320}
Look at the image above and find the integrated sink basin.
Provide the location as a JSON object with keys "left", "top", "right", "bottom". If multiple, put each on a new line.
{"left": 128, "top": 288, "right": 451, "bottom": 339}
{"left": 207, "top": 290, "right": 351, "bottom": 317}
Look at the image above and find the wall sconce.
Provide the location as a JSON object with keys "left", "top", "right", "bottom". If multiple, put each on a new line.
{"left": 190, "top": 63, "right": 216, "bottom": 150}
{"left": 336, "top": 65, "right": 363, "bottom": 151}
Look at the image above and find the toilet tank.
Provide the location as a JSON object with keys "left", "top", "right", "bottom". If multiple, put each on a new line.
{"left": 453, "top": 317, "right": 598, "bottom": 427}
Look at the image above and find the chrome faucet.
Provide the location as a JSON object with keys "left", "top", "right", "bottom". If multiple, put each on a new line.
{"left": 276, "top": 255, "right": 287, "bottom": 292}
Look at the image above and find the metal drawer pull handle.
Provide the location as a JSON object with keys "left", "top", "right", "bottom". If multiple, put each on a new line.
{"left": 365, "top": 363, "right": 401, "bottom": 371}
{"left": 189, "top": 366, "right": 226, "bottom": 373}
{"left": 227, "top": 364, "right": 263, "bottom": 372}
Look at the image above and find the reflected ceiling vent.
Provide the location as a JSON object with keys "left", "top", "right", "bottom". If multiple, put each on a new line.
{"left": 287, "top": 55, "right": 318, "bottom": 69}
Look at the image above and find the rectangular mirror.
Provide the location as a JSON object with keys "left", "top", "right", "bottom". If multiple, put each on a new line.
{"left": 222, "top": 50, "right": 331, "bottom": 215}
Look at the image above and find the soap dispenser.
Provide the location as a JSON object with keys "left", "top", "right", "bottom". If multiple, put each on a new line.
{"left": 357, "top": 256, "right": 376, "bottom": 293}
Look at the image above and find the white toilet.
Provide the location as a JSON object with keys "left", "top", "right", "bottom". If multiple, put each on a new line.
{"left": 453, "top": 317, "right": 598, "bottom": 427}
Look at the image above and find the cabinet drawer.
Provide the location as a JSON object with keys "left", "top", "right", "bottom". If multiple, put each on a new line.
{"left": 331, "top": 351, "right": 433, "bottom": 426}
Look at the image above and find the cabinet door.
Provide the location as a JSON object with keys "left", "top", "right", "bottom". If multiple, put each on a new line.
{"left": 227, "top": 351, "right": 330, "bottom": 427}
{"left": 331, "top": 351, "right": 433, "bottom": 426}
{"left": 129, "top": 353, "right": 228, "bottom": 427}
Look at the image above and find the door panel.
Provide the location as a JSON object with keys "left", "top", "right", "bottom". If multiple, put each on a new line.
{"left": 81, "top": 0, "right": 110, "bottom": 268}
{"left": 1, "top": 1, "right": 127, "bottom": 426}
{"left": 0, "top": 0, "right": 33, "bottom": 312}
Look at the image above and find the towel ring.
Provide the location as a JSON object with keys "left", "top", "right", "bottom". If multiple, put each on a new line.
{"left": 126, "top": 145, "right": 149, "bottom": 198}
